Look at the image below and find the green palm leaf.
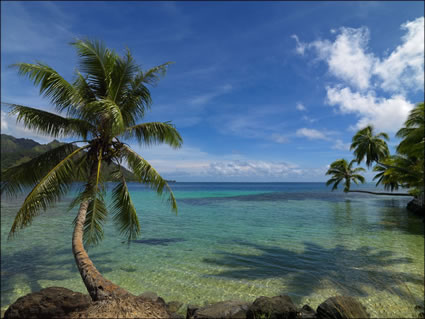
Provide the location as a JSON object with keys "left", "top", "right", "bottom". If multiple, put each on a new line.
{"left": 122, "top": 145, "right": 177, "bottom": 213}
{"left": 7, "top": 103, "right": 93, "bottom": 139}
{"left": 12, "top": 62, "right": 82, "bottom": 114}
{"left": 123, "top": 122, "right": 183, "bottom": 148}
{"left": 8, "top": 146, "right": 88, "bottom": 238}
{"left": 111, "top": 166, "right": 140, "bottom": 242}
{"left": 1, "top": 142, "right": 82, "bottom": 197}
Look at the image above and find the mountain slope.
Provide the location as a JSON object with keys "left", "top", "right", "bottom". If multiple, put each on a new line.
{"left": 1, "top": 134, "right": 137, "bottom": 181}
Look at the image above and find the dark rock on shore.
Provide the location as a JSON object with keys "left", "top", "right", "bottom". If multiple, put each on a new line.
{"left": 186, "top": 304, "right": 200, "bottom": 319}
{"left": 297, "top": 304, "right": 316, "bottom": 318}
{"left": 407, "top": 199, "right": 425, "bottom": 219}
{"left": 191, "top": 300, "right": 250, "bottom": 318}
{"left": 246, "top": 295, "right": 297, "bottom": 319}
{"left": 3, "top": 287, "right": 91, "bottom": 319}
{"left": 167, "top": 301, "right": 184, "bottom": 313}
{"left": 316, "top": 296, "right": 369, "bottom": 319}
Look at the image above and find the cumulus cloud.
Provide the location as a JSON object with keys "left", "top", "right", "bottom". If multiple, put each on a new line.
{"left": 271, "top": 133, "right": 289, "bottom": 144}
{"left": 373, "top": 17, "right": 424, "bottom": 92}
{"left": 291, "top": 34, "right": 307, "bottom": 55}
{"left": 294, "top": 16, "right": 424, "bottom": 133}
{"left": 1, "top": 111, "right": 8, "bottom": 130}
{"left": 296, "top": 102, "right": 306, "bottom": 111}
{"left": 296, "top": 128, "right": 328, "bottom": 140}
{"left": 294, "top": 17, "right": 424, "bottom": 93}
{"left": 207, "top": 160, "right": 302, "bottom": 177}
{"left": 332, "top": 139, "right": 351, "bottom": 151}
{"left": 326, "top": 86, "right": 414, "bottom": 132}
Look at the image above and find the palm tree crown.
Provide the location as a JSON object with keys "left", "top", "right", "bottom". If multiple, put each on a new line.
{"left": 326, "top": 159, "right": 366, "bottom": 192}
{"left": 350, "top": 125, "right": 390, "bottom": 168}
{"left": 2, "top": 39, "right": 182, "bottom": 244}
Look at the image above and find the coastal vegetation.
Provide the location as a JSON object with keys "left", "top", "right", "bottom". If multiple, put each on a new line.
{"left": 326, "top": 102, "right": 424, "bottom": 200}
{"left": 1, "top": 39, "right": 183, "bottom": 302}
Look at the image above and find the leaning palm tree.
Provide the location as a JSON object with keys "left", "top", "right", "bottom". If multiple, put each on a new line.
{"left": 325, "top": 159, "right": 365, "bottom": 192}
{"left": 350, "top": 125, "right": 390, "bottom": 168}
{"left": 396, "top": 102, "right": 424, "bottom": 159}
{"left": 1, "top": 39, "right": 183, "bottom": 301}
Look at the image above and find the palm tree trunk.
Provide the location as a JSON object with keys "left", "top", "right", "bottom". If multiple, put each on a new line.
{"left": 347, "top": 190, "right": 412, "bottom": 196}
{"left": 72, "top": 162, "right": 130, "bottom": 301}
{"left": 72, "top": 200, "right": 130, "bottom": 301}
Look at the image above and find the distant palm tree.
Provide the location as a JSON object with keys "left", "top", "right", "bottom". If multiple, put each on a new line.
{"left": 325, "top": 159, "right": 365, "bottom": 192}
{"left": 350, "top": 125, "right": 390, "bottom": 168}
{"left": 1, "top": 39, "right": 183, "bottom": 301}
{"left": 396, "top": 102, "right": 424, "bottom": 159}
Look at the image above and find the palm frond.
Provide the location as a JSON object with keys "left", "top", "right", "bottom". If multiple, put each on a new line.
{"left": 71, "top": 39, "right": 116, "bottom": 98}
{"left": 1, "top": 143, "right": 84, "bottom": 197}
{"left": 8, "top": 146, "right": 88, "bottom": 238}
{"left": 111, "top": 166, "right": 141, "bottom": 242}
{"left": 140, "top": 62, "right": 173, "bottom": 86}
{"left": 7, "top": 103, "right": 94, "bottom": 139}
{"left": 122, "top": 145, "right": 177, "bottom": 213}
{"left": 11, "top": 62, "right": 82, "bottom": 113}
{"left": 123, "top": 121, "right": 183, "bottom": 148}
{"left": 81, "top": 99, "right": 125, "bottom": 135}
{"left": 109, "top": 48, "right": 138, "bottom": 104}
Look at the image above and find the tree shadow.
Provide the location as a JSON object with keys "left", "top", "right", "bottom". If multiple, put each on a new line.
{"left": 202, "top": 241, "right": 423, "bottom": 303}
{"left": 1, "top": 245, "right": 115, "bottom": 308}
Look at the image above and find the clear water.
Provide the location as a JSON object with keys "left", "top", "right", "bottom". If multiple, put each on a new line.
{"left": 1, "top": 183, "right": 424, "bottom": 318}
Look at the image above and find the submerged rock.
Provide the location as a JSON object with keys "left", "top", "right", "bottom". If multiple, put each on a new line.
{"left": 167, "top": 301, "right": 184, "bottom": 313}
{"left": 4, "top": 287, "right": 91, "bottom": 319}
{"left": 186, "top": 304, "right": 200, "bottom": 319}
{"left": 246, "top": 295, "right": 297, "bottom": 319}
{"left": 192, "top": 300, "right": 250, "bottom": 318}
{"left": 298, "top": 304, "right": 316, "bottom": 318}
{"left": 316, "top": 296, "right": 369, "bottom": 319}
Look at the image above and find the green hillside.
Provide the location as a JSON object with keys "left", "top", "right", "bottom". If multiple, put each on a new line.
{"left": 1, "top": 134, "right": 137, "bottom": 181}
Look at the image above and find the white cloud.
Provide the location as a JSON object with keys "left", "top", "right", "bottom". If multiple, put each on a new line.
{"left": 1, "top": 111, "right": 8, "bottom": 130}
{"left": 309, "top": 27, "right": 376, "bottom": 90}
{"left": 332, "top": 139, "right": 351, "bottom": 151}
{"left": 291, "top": 34, "right": 307, "bottom": 55}
{"left": 189, "top": 84, "right": 232, "bottom": 106}
{"left": 302, "top": 115, "right": 316, "bottom": 123}
{"left": 207, "top": 160, "right": 302, "bottom": 177}
{"left": 373, "top": 17, "right": 424, "bottom": 92}
{"left": 271, "top": 133, "right": 288, "bottom": 144}
{"left": 326, "top": 86, "right": 414, "bottom": 132}
{"left": 295, "top": 16, "right": 424, "bottom": 93}
{"left": 296, "top": 128, "right": 328, "bottom": 140}
{"left": 296, "top": 102, "right": 306, "bottom": 111}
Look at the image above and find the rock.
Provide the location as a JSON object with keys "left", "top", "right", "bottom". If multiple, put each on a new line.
{"left": 167, "top": 301, "right": 184, "bottom": 313}
{"left": 316, "top": 296, "right": 369, "bottom": 319}
{"left": 193, "top": 300, "right": 250, "bottom": 318}
{"left": 138, "top": 291, "right": 166, "bottom": 306}
{"left": 4, "top": 287, "right": 91, "bottom": 319}
{"left": 247, "top": 295, "right": 297, "bottom": 319}
{"left": 298, "top": 305, "right": 316, "bottom": 319}
{"left": 69, "top": 295, "right": 171, "bottom": 318}
{"left": 186, "top": 304, "right": 200, "bottom": 319}
{"left": 138, "top": 291, "right": 159, "bottom": 302}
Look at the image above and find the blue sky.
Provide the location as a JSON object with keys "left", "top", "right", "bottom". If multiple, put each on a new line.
{"left": 1, "top": 1, "right": 424, "bottom": 182}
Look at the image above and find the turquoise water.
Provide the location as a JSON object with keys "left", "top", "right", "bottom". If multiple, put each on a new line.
{"left": 1, "top": 183, "right": 424, "bottom": 317}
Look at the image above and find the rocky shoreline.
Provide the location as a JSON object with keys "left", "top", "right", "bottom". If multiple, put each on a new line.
{"left": 0, "top": 286, "right": 372, "bottom": 319}
{"left": 4, "top": 286, "right": 424, "bottom": 319}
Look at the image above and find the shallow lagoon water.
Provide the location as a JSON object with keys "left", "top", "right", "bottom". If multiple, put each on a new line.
{"left": 1, "top": 182, "right": 424, "bottom": 317}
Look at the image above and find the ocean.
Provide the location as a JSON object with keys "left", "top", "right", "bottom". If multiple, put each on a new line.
{"left": 1, "top": 182, "right": 424, "bottom": 317}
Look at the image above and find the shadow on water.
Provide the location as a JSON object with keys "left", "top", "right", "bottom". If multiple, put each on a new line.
{"left": 1, "top": 246, "right": 115, "bottom": 308}
{"left": 202, "top": 241, "right": 423, "bottom": 303}
{"left": 130, "top": 238, "right": 185, "bottom": 246}
{"left": 181, "top": 191, "right": 412, "bottom": 206}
